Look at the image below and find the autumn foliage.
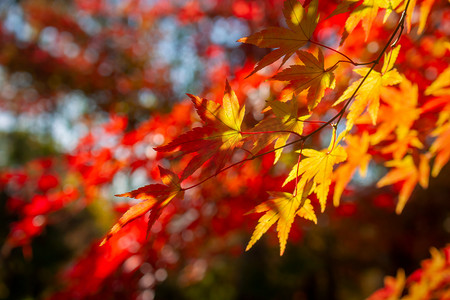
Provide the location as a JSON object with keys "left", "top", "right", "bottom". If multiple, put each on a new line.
{"left": 1, "top": 0, "right": 449, "bottom": 299}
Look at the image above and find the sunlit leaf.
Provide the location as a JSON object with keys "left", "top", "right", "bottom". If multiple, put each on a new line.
{"left": 155, "top": 81, "right": 245, "bottom": 180}
{"left": 284, "top": 128, "right": 347, "bottom": 212}
{"left": 246, "top": 182, "right": 316, "bottom": 256}
{"left": 101, "top": 166, "right": 184, "bottom": 245}
{"left": 238, "top": 0, "right": 319, "bottom": 76}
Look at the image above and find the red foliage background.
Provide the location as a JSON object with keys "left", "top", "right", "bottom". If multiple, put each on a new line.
{"left": 0, "top": 0, "right": 448, "bottom": 299}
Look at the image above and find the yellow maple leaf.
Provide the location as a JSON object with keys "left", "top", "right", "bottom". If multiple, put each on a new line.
{"left": 283, "top": 128, "right": 347, "bottom": 212}
{"left": 272, "top": 49, "right": 337, "bottom": 111}
{"left": 246, "top": 182, "right": 317, "bottom": 256}
{"left": 343, "top": 0, "right": 403, "bottom": 41}
{"left": 238, "top": 0, "right": 319, "bottom": 76}
{"left": 333, "top": 46, "right": 403, "bottom": 131}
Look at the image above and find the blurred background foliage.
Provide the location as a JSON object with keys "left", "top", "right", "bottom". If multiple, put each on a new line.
{"left": 0, "top": 0, "right": 449, "bottom": 299}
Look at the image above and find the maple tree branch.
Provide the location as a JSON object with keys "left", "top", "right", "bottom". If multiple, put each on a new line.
{"left": 181, "top": 0, "right": 412, "bottom": 193}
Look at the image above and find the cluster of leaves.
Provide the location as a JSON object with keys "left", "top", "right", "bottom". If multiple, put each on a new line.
{"left": 369, "top": 244, "right": 450, "bottom": 300}
{"left": 102, "top": 0, "right": 449, "bottom": 257}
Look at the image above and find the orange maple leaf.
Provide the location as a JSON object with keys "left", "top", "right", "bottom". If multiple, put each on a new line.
{"left": 238, "top": 0, "right": 319, "bottom": 76}
{"left": 283, "top": 127, "right": 347, "bottom": 212}
{"left": 101, "top": 166, "right": 183, "bottom": 245}
{"left": 369, "top": 77, "right": 420, "bottom": 145}
{"left": 425, "top": 67, "right": 450, "bottom": 177}
{"left": 272, "top": 49, "right": 337, "bottom": 111}
{"left": 342, "top": 0, "right": 403, "bottom": 42}
{"left": 333, "top": 132, "right": 371, "bottom": 206}
{"left": 417, "top": 0, "right": 435, "bottom": 34}
{"left": 377, "top": 154, "right": 429, "bottom": 214}
{"left": 248, "top": 99, "right": 309, "bottom": 163}
{"left": 367, "top": 269, "right": 406, "bottom": 300}
{"left": 155, "top": 81, "right": 245, "bottom": 180}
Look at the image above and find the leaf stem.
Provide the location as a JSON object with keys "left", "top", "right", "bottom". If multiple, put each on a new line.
{"left": 309, "top": 40, "right": 355, "bottom": 64}
{"left": 335, "top": 0, "right": 410, "bottom": 126}
{"left": 240, "top": 130, "right": 302, "bottom": 137}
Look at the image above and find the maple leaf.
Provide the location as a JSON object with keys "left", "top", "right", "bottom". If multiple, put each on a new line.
{"left": 246, "top": 182, "right": 317, "bottom": 256}
{"left": 424, "top": 67, "right": 450, "bottom": 177}
{"left": 327, "top": 0, "right": 360, "bottom": 19}
{"left": 417, "top": 0, "right": 435, "bottom": 34}
{"left": 367, "top": 269, "right": 406, "bottom": 300}
{"left": 101, "top": 166, "right": 184, "bottom": 245}
{"left": 369, "top": 77, "right": 420, "bottom": 145}
{"left": 248, "top": 99, "right": 309, "bottom": 163}
{"left": 155, "top": 81, "right": 245, "bottom": 180}
{"left": 425, "top": 66, "right": 450, "bottom": 97}
{"left": 333, "top": 132, "right": 371, "bottom": 206}
{"left": 380, "top": 128, "right": 424, "bottom": 160}
{"left": 377, "top": 154, "right": 429, "bottom": 214}
{"left": 333, "top": 46, "right": 403, "bottom": 131}
{"left": 344, "top": 0, "right": 381, "bottom": 41}
{"left": 393, "top": 0, "right": 417, "bottom": 33}
{"left": 238, "top": 0, "right": 319, "bottom": 76}
{"left": 272, "top": 49, "right": 337, "bottom": 111}
{"left": 283, "top": 128, "right": 347, "bottom": 212}
{"left": 382, "top": 0, "right": 403, "bottom": 22}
